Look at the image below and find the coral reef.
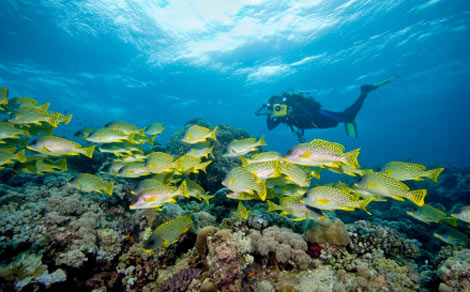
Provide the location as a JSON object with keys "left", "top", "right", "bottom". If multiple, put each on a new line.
{"left": 206, "top": 229, "right": 253, "bottom": 291}
{"left": 159, "top": 268, "right": 202, "bottom": 292}
{"left": 249, "top": 226, "right": 310, "bottom": 270}
{"left": 304, "top": 218, "right": 350, "bottom": 246}
{"left": 348, "top": 220, "right": 421, "bottom": 259}
{"left": 436, "top": 248, "right": 470, "bottom": 292}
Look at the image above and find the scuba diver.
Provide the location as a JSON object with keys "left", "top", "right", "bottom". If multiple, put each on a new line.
{"left": 255, "top": 76, "right": 398, "bottom": 142}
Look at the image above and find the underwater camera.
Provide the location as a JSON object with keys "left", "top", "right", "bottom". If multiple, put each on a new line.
{"left": 273, "top": 103, "right": 288, "bottom": 117}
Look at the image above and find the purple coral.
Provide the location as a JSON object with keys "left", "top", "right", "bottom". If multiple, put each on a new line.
{"left": 159, "top": 268, "right": 201, "bottom": 292}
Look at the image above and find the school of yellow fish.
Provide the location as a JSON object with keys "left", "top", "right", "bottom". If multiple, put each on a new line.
{"left": 0, "top": 87, "right": 468, "bottom": 249}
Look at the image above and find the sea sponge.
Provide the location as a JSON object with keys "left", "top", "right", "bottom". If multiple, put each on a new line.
{"left": 303, "top": 217, "right": 350, "bottom": 246}
{"left": 196, "top": 226, "right": 219, "bottom": 258}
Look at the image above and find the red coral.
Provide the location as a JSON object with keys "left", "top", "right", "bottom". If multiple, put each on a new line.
{"left": 308, "top": 243, "right": 322, "bottom": 258}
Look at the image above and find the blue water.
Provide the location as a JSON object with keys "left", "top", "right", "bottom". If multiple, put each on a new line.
{"left": 1, "top": 0, "right": 469, "bottom": 167}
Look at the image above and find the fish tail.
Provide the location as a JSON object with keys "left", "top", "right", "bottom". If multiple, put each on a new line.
{"left": 146, "top": 136, "right": 156, "bottom": 145}
{"left": 104, "top": 181, "right": 114, "bottom": 196}
{"left": 48, "top": 113, "right": 61, "bottom": 127}
{"left": 15, "top": 149, "right": 27, "bottom": 163}
{"left": 439, "top": 216, "right": 458, "bottom": 227}
{"left": 239, "top": 156, "right": 249, "bottom": 167}
{"left": 56, "top": 157, "right": 68, "bottom": 171}
{"left": 310, "top": 168, "right": 322, "bottom": 179}
{"left": 201, "top": 193, "right": 214, "bottom": 205}
{"left": 209, "top": 144, "right": 215, "bottom": 159}
{"left": 136, "top": 128, "right": 146, "bottom": 137}
{"left": 81, "top": 145, "right": 95, "bottom": 158}
{"left": 266, "top": 200, "right": 282, "bottom": 212}
{"left": 0, "top": 87, "right": 7, "bottom": 105}
{"left": 200, "top": 160, "right": 212, "bottom": 173}
{"left": 22, "top": 129, "right": 31, "bottom": 137}
{"left": 425, "top": 167, "right": 444, "bottom": 183}
{"left": 343, "top": 148, "right": 360, "bottom": 169}
{"left": 209, "top": 126, "right": 218, "bottom": 141}
{"left": 273, "top": 160, "right": 282, "bottom": 177}
{"left": 257, "top": 180, "right": 267, "bottom": 201}
{"left": 407, "top": 189, "right": 427, "bottom": 207}
{"left": 178, "top": 180, "right": 190, "bottom": 198}
{"left": 359, "top": 198, "right": 374, "bottom": 215}
{"left": 62, "top": 114, "right": 73, "bottom": 125}
{"left": 258, "top": 135, "right": 267, "bottom": 146}
{"left": 127, "top": 133, "right": 136, "bottom": 144}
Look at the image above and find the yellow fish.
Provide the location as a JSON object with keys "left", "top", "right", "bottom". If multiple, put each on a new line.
{"left": 69, "top": 173, "right": 114, "bottom": 195}
{"left": 380, "top": 161, "right": 444, "bottom": 183}
{"left": 222, "top": 167, "right": 267, "bottom": 201}
{"left": 144, "top": 214, "right": 193, "bottom": 250}
{"left": 354, "top": 172, "right": 427, "bottom": 206}
{"left": 182, "top": 125, "right": 217, "bottom": 144}
{"left": 223, "top": 135, "right": 266, "bottom": 157}
{"left": 284, "top": 139, "right": 360, "bottom": 169}
{"left": 28, "top": 136, "right": 95, "bottom": 158}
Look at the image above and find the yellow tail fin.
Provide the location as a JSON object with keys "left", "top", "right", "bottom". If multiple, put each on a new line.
{"left": 136, "top": 128, "right": 146, "bottom": 137}
{"left": 104, "top": 182, "right": 114, "bottom": 196}
{"left": 426, "top": 168, "right": 444, "bottom": 183}
{"left": 62, "top": 114, "right": 73, "bottom": 124}
{"left": 343, "top": 148, "right": 360, "bottom": 169}
{"left": 258, "top": 135, "right": 267, "bottom": 146}
{"left": 178, "top": 180, "right": 190, "bottom": 198}
{"left": 267, "top": 200, "right": 282, "bottom": 212}
{"left": 15, "top": 149, "right": 27, "bottom": 163}
{"left": 48, "top": 113, "right": 61, "bottom": 127}
{"left": 209, "top": 126, "right": 218, "bottom": 141}
{"left": 199, "top": 160, "right": 212, "bottom": 173}
{"left": 0, "top": 88, "right": 7, "bottom": 106}
{"left": 310, "top": 168, "right": 322, "bottom": 180}
{"left": 257, "top": 180, "right": 267, "bottom": 201}
{"left": 239, "top": 156, "right": 249, "bottom": 167}
{"left": 407, "top": 189, "right": 427, "bottom": 207}
{"left": 81, "top": 145, "right": 95, "bottom": 158}
{"left": 56, "top": 158, "right": 68, "bottom": 171}
{"left": 359, "top": 198, "right": 374, "bottom": 215}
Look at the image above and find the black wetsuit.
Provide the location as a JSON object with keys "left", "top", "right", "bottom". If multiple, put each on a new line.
{"left": 266, "top": 89, "right": 369, "bottom": 131}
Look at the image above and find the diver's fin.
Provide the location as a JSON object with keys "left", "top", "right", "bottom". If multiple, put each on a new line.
{"left": 345, "top": 120, "right": 358, "bottom": 138}
{"left": 372, "top": 76, "right": 399, "bottom": 88}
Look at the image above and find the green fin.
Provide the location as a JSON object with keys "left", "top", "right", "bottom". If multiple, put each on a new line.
{"left": 345, "top": 120, "right": 358, "bottom": 138}
{"left": 104, "top": 181, "right": 114, "bottom": 196}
